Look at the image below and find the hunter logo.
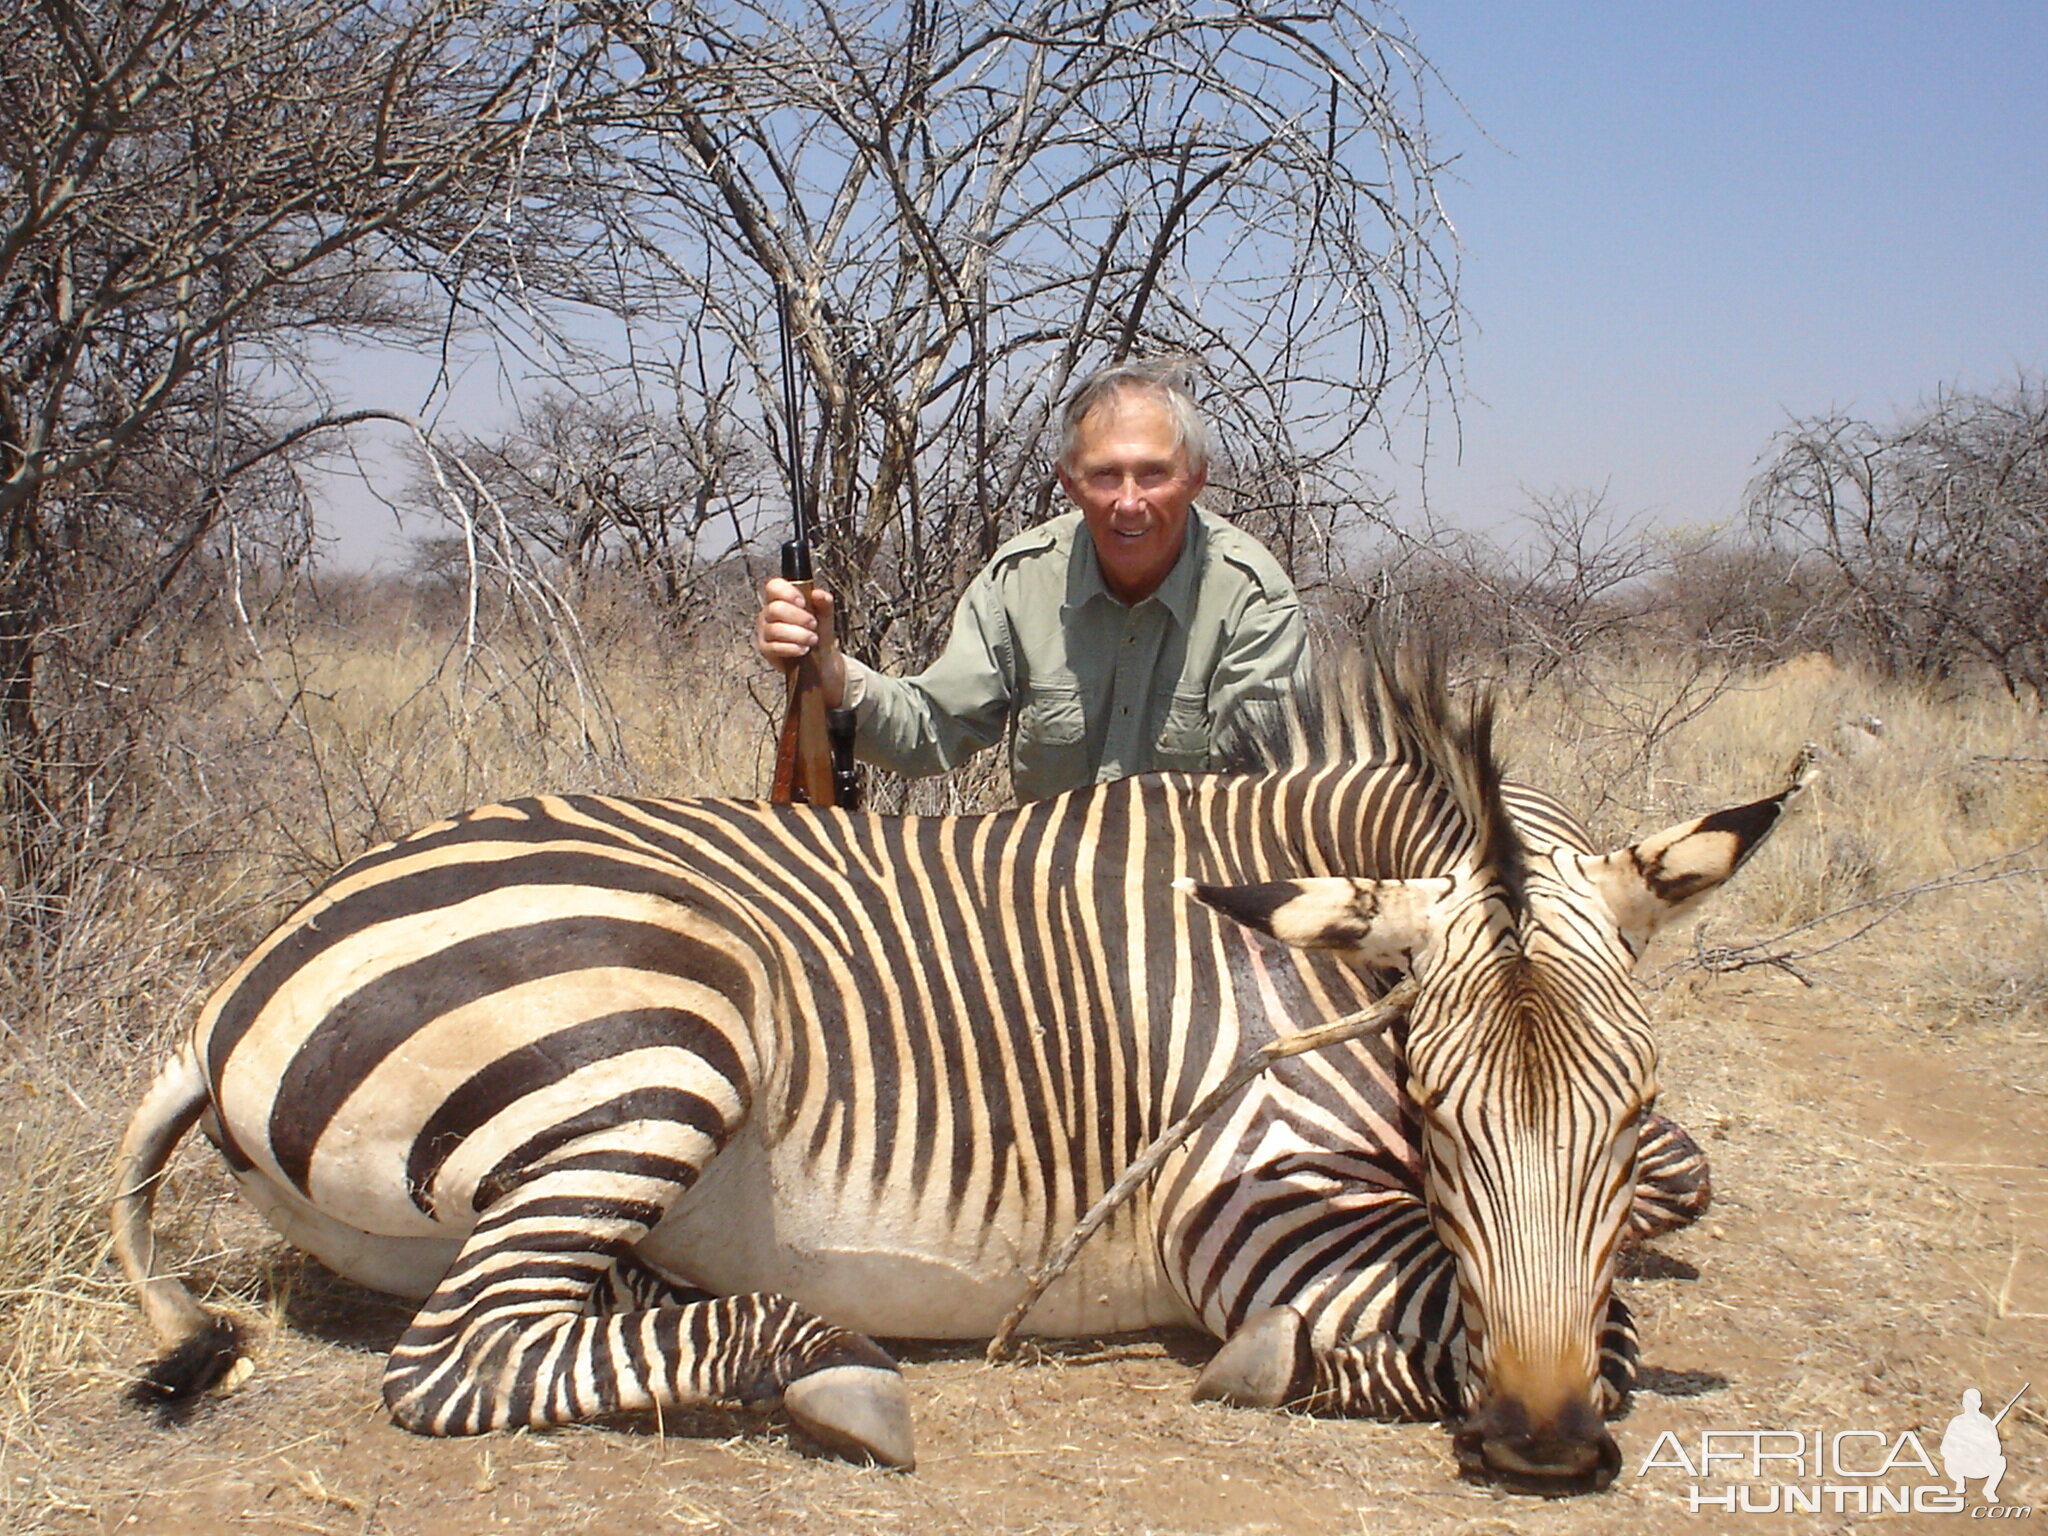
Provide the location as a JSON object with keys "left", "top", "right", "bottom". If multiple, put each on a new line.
{"left": 1944, "top": 1387, "right": 2028, "bottom": 1506}
{"left": 1636, "top": 1382, "right": 2032, "bottom": 1517}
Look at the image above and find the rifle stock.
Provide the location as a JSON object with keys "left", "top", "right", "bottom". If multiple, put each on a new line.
{"left": 768, "top": 555, "right": 860, "bottom": 810}
{"left": 770, "top": 621, "right": 841, "bottom": 806}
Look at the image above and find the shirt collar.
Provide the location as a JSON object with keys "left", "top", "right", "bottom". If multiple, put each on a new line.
{"left": 1062, "top": 505, "right": 1206, "bottom": 623}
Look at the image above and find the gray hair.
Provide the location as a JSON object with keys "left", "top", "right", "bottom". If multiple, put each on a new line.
{"left": 1056, "top": 359, "right": 1210, "bottom": 475}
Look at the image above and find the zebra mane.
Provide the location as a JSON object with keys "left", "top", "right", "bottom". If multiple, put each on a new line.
{"left": 1228, "top": 637, "right": 1530, "bottom": 915}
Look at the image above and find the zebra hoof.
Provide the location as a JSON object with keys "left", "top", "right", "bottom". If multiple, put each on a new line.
{"left": 784, "top": 1365, "right": 916, "bottom": 1471}
{"left": 1194, "top": 1305, "right": 1309, "bottom": 1409}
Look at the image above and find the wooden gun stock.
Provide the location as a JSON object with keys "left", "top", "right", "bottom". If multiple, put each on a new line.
{"left": 770, "top": 661, "right": 860, "bottom": 808}
{"left": 768, "top": 567, "right": 860, "bottom": 810}
{"left": 771, "top": 645, "right": 840, "bottom": 807}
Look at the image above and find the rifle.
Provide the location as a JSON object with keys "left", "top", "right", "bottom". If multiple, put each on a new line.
{"left": 1991, "top": 1383, "right": 2030, "bottom": 1426}
{"left": 769, "top": 282, "right": 860, "bottom": 810}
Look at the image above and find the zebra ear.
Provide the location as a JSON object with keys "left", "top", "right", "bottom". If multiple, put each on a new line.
{"left": 1176, "top": 876, "right": 1450, "bottom": 970}
{"left": 1580, "top": 752, "right": 1816, "bottom": 952}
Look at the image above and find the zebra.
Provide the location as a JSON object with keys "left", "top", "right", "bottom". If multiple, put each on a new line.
{"left": 113, "top": 649, "right": 1810, "bottom": 1493}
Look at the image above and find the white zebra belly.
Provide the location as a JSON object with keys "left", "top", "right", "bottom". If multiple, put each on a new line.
{"left": 228, "top": 1160, "right": 459, "bottom": 1301}
{"left": 213, "top": 1108, "right": 1197, "bottom": 1340}
{"left": 640, "top": 1129, "right": 1195, "bottom": 1339}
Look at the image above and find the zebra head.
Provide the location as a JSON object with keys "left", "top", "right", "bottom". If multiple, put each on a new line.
{"left": 1188, "top": 671, "right": 1812, "bottom": 1494}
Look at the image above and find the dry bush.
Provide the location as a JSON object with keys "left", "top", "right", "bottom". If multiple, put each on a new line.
{"left": 0, "top": 591, "right": 768, "bottom": 1493}
{"left": 1485, "top": 645, "right": 2048, "bottom": 1039}
{"left": 1748, "top": 378, "right": 2048, "bottom": 699}
{"left": 1644, "top": 530, "right": 1853, "bottom": 663}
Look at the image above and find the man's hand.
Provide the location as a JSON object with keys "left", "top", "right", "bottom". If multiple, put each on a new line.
{"left": 755, "top": 577, "right": 847, "bottom": 708}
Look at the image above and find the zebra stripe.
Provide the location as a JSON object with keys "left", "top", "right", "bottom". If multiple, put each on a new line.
{"left": 114, "top": 651, "right": 1807, "bottom": 1490}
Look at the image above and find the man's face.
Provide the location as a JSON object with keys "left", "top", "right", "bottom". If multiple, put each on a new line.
{"left": 1057, "top": 390, "right": 1206, "bottom": 604}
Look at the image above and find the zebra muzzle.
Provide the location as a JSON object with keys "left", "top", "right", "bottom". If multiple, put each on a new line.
{"left": 1453, "top": 1394, "right": 1620, "bottom": 1496}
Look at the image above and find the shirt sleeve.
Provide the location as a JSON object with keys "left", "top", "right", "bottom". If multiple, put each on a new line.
{"left": 1205, "top": 570, "right": 1311, "bottom": 759}
{"left": 850, "top": 572, "right": 1018, "bottom": 779}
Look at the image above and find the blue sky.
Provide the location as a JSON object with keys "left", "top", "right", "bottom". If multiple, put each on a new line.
{"left": 1388, "top": 0, "right": 2048, "bottom": 535}
{"left": 317, "top": 1, "right": 2048, "bottom": 564}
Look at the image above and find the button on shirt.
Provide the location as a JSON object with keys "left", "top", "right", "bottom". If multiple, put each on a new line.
{"left": 846, "top": 506, "right": 1309, "bottom": 802}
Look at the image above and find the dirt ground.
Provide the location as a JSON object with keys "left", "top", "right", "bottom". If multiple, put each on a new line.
{"left": 10, "top": 960, "right": 2046, "bottom": 1536}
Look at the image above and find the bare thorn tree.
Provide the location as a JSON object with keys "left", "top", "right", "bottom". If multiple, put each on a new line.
{"left": 1747, "top": 376, "right": 2048, "bottom": 699}
{"left": 0, "top": 0, "right": 635, "bottom": 900}
{"left": 565, "top": 0, "right": 1459, "bottom": 659}
{"left": 440, "top": 386, "right": 764, "bottom": 629}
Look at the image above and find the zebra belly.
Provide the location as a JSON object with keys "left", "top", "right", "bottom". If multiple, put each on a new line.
{"left": 641, "top": 1128, "right": 1193, "bottom": 1340}
{"left": 217, "top": 1113, "right": 1193, "bottom": 1338}
{"left": 227, "top": 1159, "right": 459, "bottom": 1301}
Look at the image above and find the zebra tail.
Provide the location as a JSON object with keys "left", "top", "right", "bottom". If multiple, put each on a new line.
{"left": 111, "top": 1043, "right": 244, "bottom": 1412}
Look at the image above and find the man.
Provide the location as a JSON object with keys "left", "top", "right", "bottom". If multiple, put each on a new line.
{"left": 754, "top": 361, "right": 1309, "bottom": 803}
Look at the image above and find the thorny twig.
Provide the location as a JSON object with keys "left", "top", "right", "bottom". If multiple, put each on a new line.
{"left": 1656, "top": 836, "right": 2048, "bottom": 984}
{"left": 986, "top": 979, "right": 1416, "bottom": 1362}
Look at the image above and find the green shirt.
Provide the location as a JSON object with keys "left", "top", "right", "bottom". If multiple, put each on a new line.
{"left": 853, "top": 506, "right": 1308, "bottom": 802}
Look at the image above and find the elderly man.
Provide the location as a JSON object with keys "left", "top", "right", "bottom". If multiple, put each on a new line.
{"left": 754, "top": 361, "right": 1309, "bottom": 803}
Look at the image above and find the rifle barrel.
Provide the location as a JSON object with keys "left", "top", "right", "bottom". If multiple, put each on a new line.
{"left": 1991, "top": 1383, "right": 2030, "bottom": 1425}
{"left": 777, "top": 280, "right": 811, "bottom": 574}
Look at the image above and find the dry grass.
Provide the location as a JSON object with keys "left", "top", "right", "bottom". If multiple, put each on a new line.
{"left": 3, "top": 622, "right": 2045, "bottom": 1534}
{"left": 1497, "top": 651, "right": 2048, "bottom": 1013}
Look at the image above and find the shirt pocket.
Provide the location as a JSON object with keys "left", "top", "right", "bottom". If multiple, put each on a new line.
{"left": 1014, "top": 681, "right": 1091, "bottom": 797}
{"left": 1152, "top": 685, "right": 1214, "bottom": 772}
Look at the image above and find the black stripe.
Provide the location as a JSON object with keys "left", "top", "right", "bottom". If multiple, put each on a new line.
{"left": 270, "top": 917, "right": 750, "bottom": 1190}
{"left": 405, "top": 1009, "right": 744, "bottom": 1211}
{"left": 210, "top": 844, "right": 732, "bottom": 1083}
{"left": 472, "top": 1089, "right": 730, "bottom": 1211}
{"left": 325, "top": 797, "right": 640, "bottom": 883}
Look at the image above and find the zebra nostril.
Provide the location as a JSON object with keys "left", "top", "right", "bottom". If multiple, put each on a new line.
{"left": 1455, "top": 1398, "right": 1620, "bottom": 1493}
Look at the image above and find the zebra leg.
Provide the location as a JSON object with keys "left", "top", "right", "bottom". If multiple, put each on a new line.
{"left": 1200, "top": 1294, "right": 1639, "bottom": 1421}
{"left": 1184, "top": 1189, "right": 1465, "bottom": 1421}
{"left": 584, "top": 1251, "right": 709, "bottom": 1314}
{"left": 381, "top": 1146, "right": 914, "bottom": 1467}
{"left": 1196, "top": 1305, "right": 1460, "bottom": 1420}
{"left": 1597, "top": 1294, "right": 1639, "bottom": 1411}
{"left": 572, "top": 1250, "right": 916, "bottom": 1458}
{"left": 1629, "top": 1113, "right": 1711, "bottom": 1239}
